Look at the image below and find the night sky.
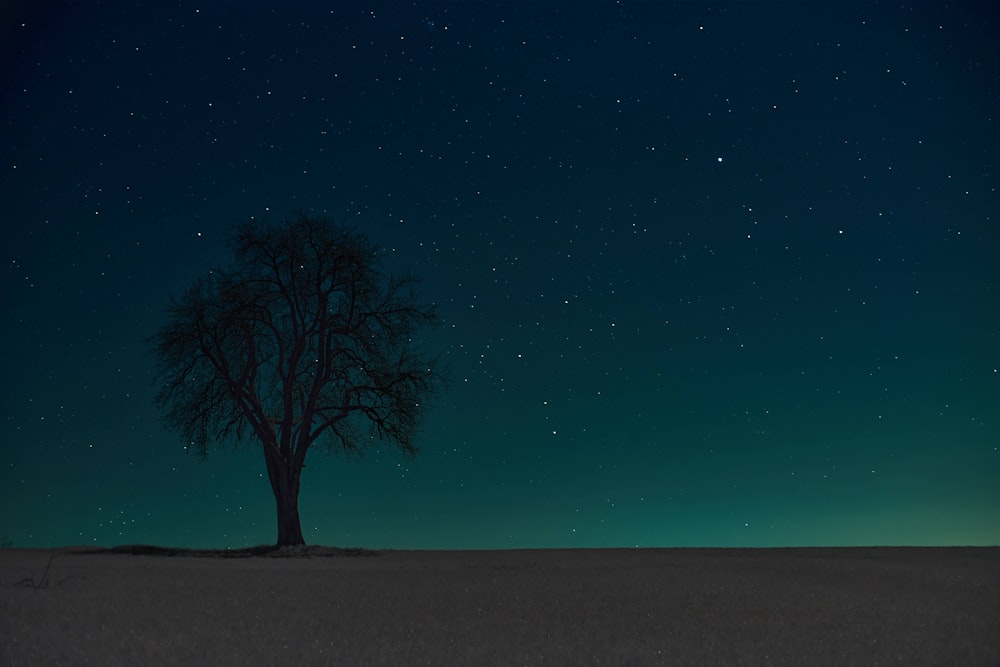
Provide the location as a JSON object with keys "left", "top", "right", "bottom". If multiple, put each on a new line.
{"left": 2, "top": 1, "right": 997, "bottom": 550}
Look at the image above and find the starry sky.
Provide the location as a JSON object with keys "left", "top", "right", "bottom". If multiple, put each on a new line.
{"left": 2, "top": 1, "right": 997, "bottom": 550}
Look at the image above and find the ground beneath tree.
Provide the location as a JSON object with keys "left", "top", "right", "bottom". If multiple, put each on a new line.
{"left": 101, "top": 543, "right": 379, "bottom": 558}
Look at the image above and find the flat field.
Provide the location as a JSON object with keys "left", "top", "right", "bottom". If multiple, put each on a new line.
{"left": 1, "top": 546, "right": 997, "bottom": 666}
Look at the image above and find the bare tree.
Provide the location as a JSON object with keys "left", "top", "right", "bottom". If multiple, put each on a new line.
{"left": 150, "top": 213, "right": 439, "bottom": 546}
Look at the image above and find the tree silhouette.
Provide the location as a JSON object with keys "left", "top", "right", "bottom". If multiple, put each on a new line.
{"left": 150, "top": 213, "right": 439, "bottom": 546}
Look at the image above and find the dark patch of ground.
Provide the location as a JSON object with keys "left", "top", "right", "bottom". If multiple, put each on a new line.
{"left": 101, "top": 544, "right": 379, "bottom": 558}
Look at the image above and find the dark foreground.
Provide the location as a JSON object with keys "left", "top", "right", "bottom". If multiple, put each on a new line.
{"left": 1, "top": 546, "right": 997, "bottom": 666}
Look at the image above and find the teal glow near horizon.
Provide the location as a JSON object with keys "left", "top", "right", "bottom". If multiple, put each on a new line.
{"left": 1, "top": 2, "right": 997, "bottom": 549}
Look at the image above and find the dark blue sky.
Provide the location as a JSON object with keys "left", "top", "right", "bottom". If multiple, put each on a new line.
{"left": 2, "top": 1, "right": 997, "bottom": 549}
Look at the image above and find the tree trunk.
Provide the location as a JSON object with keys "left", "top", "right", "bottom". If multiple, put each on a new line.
{"left": 272, "top": 465, "right": 306, "bottom": 547}
{"left": 274, "top": 489, "right": 305, "bottom": 547}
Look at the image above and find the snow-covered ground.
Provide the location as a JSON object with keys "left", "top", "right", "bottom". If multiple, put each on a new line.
{"left": 1, "top": 546, "right": 997, "bottom": 666}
